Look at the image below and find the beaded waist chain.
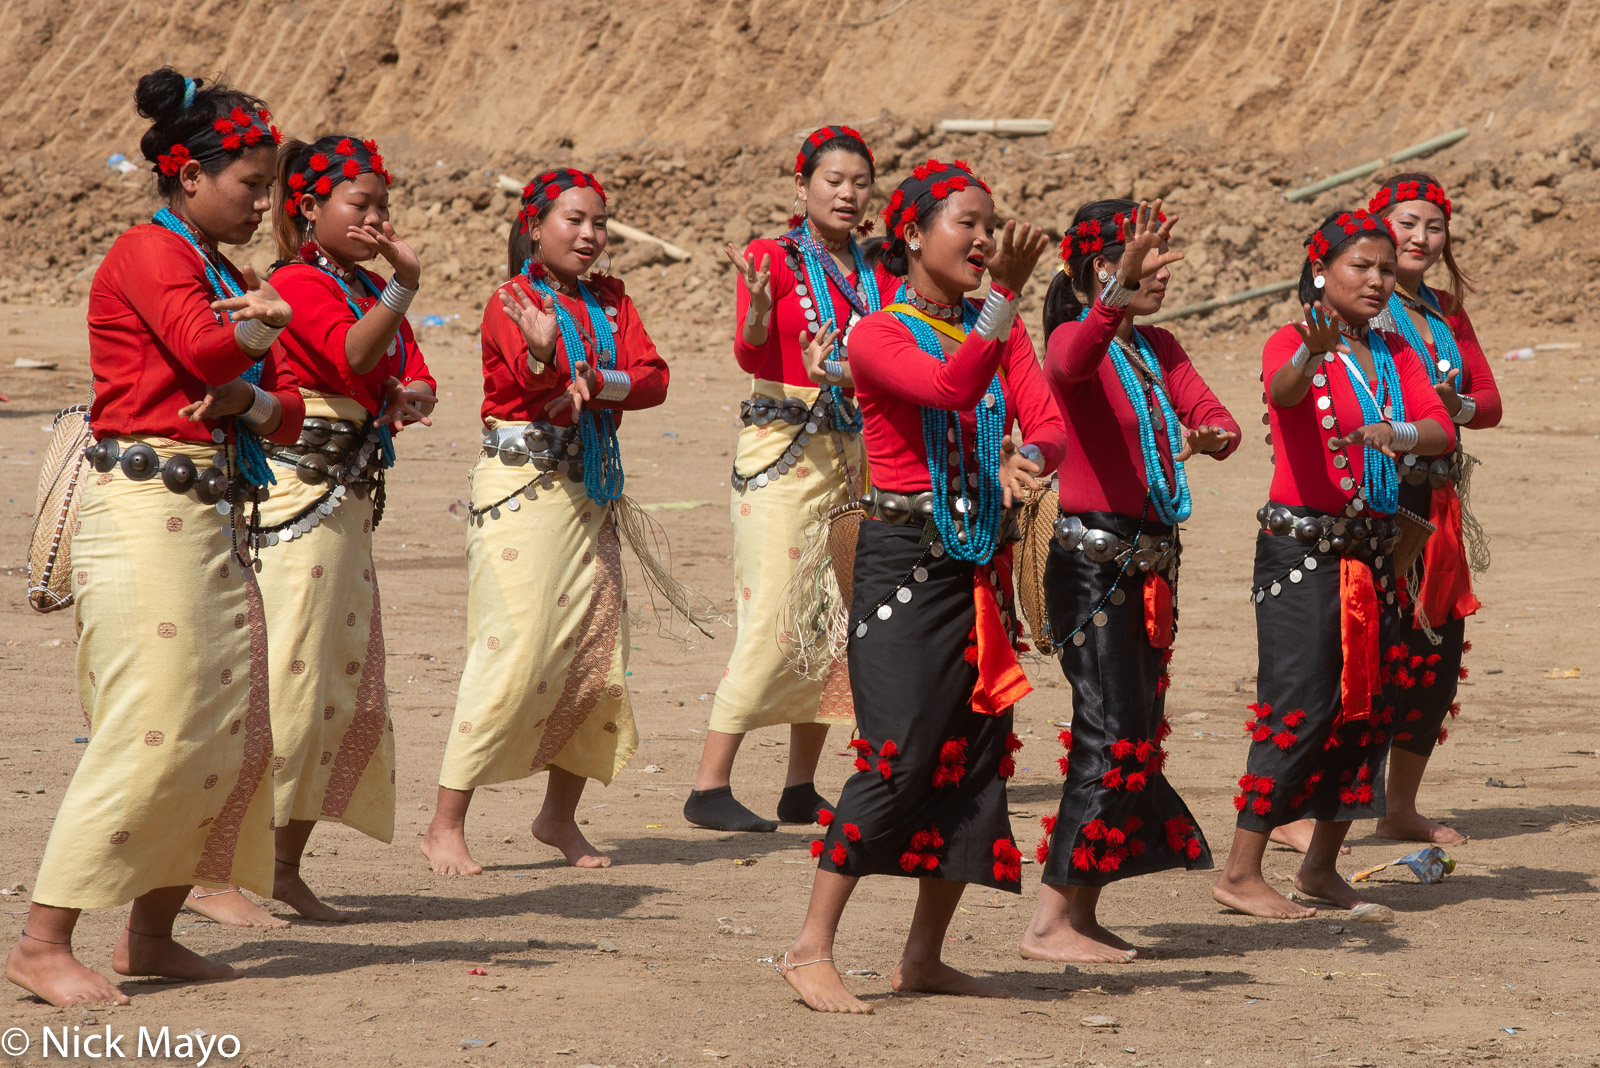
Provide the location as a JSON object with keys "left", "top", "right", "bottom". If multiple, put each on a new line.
{"left": 1052, "top": 515, "right": 1178, "bottom": 578}
{"left": 731, "top": 392, "right": 858, "bottom": 493}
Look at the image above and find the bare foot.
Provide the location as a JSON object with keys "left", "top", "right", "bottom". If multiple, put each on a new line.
{"left": 5, "top": 936, "right": 129, "bottom": 1006}
{"left": 1269, "top": 819, "right": 1350, "bottom": 855}
{"left": 420, "top": 820, "right": 484, "bottom": 875}
{"left": 1212, "top": 872, "right": 1316, "bottom": 919}
{"left": 184, "top": 888, "right": 290, "bottom": 929}
{"left": 1020, "top": 923, "right": 1139, "bottom": 963}
{"left": 273, "top": 863, "right": 350, "bottom": 923}
{"left": 1292, "top": 866, "right": 1370, "bottom": 911}
{"left": 891, "top": 957, "right": 1009, "bottom": 998}
{"left": 778, "top": 950, "right": 872, "bottom": 1014}
{"left": 1376, "top": 812, "right": 1465, "bottom": 844}
{"left": 112, "top": 929, "right": 238, "bottom": 983}
{"left": 531, "top": 815, "right": 612, "bottom": 868}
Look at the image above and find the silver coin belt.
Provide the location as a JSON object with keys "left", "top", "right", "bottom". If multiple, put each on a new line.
{"left": 254, "top": 417, "right": 384, "bottom": 548}
{"left": 861, "top": 488, "right": 1023, "bottom": 542}
{"left": 467, "top": 422, "right": 585, "bottom": 526}
{"left": 1400, "top": 448, "right": 1465, "bottom": 488}
{"left": 730, "top": 393, "right": 858, "bottom": 492}
{"left": 1049, "top": 513, "right": 1178, "bottom": 649}
{"left": 83, "top": 437, "right": 234, "bottom": 507}
{"left": 1250, "top": 504, "right": 1402, "bottom": 605}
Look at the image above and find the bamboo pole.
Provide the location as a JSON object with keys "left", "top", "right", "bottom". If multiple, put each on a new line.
{"left": 1141, "top": 279, "right": 1297, "bottom": 324}
{"left": 1283, "top": 128, "right": 1470, "bottom": 202}
{"left": 495, "top": 173, "right": 692, "bottom": 261}
{"left": 936, "top": 119, "right": 1055, "bottom": 136}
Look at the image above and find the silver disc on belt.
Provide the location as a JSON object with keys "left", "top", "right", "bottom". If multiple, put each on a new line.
{"left": 913, "top": 566, "right": 928, "bottom": 582}
{"left": 1322, "top": 415, "right": 1336, "bottom": 430}
{"left": 1373, "top": 554, "right": 1384, "bottom": 568}
{"left": 1289, "top": 569, "right": 1303, "bottom": 583}
{"left": 755, "top": 474, "right": 768, "bottom": 488}
{"left": 1333, "top": 455, "right": 1348, "bottom": 468}
{"left": 489, "top": 506, "right": 500, "bottom": 520}
{"left": 1253, "top": 590, "right": 1265, "bottom": 603}
{"left": 1318, "top": 539, "right": 1331, "bottom": 552}
{"left": 1340, "top": 476, "right": 1354, "bottom": 491}
{"left": 1072, "top": 631, "right": 1087, "bottom": 646}
{"left": 216, "top": 499, "right": 232, "bottom": 516}
{"left": 876, "top": 604, "right": 893, "bottom": 620}
{"left": 930, "top": 542, "right": 945, "bottom": 558}
{"left": 856, "top": 622, "right": 868, "bottom": 638}
{"left": 1316, "top": 396, "right": 1331, "bottom": 410}
{"left": 895, "top": 587, "right": 912, "bottom": 603}
{"left": 506, "top": 498, "right": 520, "bottom": 511}
{"left": 1109, "top": 588, "right": 1126, "bottom": 605}
{"left": 1386, "top": 591, "right": 1396, "bottom": 604}
{"left": 1270, "top": 581, "right": 1282, "bottom": 596}
{"left": 806, "top": 422, "right": 820, "bottom": 434}
{"left": 265, "top": 531, "right": 279, "bottom": 546}
{"left": 1304, "top": 555, "right": 1317, "bottom": 570}
{"left": 211, "top": 429, "right": 226, "bottom": 444}
{"left": 1092, "top": 610, "right": 1108, "bottom": 627}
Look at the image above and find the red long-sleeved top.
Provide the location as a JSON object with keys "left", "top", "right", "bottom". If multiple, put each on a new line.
{"left": 480, "top": 274, "right": 669, "bottom": 425}
{"left": 1263, "top": 324, "right": 1455, "bottom": 513}
{"left": 88, "top": 224, "right": 304, "bottom": 445}
{"left": 733, "top": 237, "right": 897, "bottom": 387}
{"left": 847, "top": 307, "right": 1067, "bottom": 492}
{"left": 1045, "top": 297, "right": 1240, "bottom": 516}
{"left": 269, "top": 262, "right": 437, "bottom": 415}
{"left": 1401, "top": 302, "right": 1502, "bottom": 431}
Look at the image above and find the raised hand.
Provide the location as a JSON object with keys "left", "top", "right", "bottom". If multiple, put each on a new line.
{"left": 347, "top": 221, "right": 421, "bottom": 289}
{"left": 1434, "top": 367, "right": 1463, "bottom": 417}
{"left": 1115, "top": 200, "right": 1183, "bottom": 287}
{"left": 799, "top": 323, "right": 842, "bottom": 385}
{"left": 1330, "top": 421, "right": 1401, "bottom": 458}
{"left": 724, "top": 244, "right": 773, "bottom": 322}
{"left": 211, "top": 265, "right": 291, "bottom": 327}
{"left": 381, "top": 376, "right": 436, "bottom": 433}
{"left": 997, "top": 437, "right": 1042, "bottom": 508}
{"left": 986, "top": 219, "right": 1051, "bottom": 294}
{"left": 1175, "top": 424, "right": 1238, "bottom": 462}
{"left": 178, "top": 378, "right": 256, "bottom": 422}
{"left": 545, "top": 359, "right": 599, "bottom": 418}
{"left": 1291, "top": 302, "right": 1352, "bottom": 358}
{"left": 499, "top": 284, "right": 560, "bottom": 361}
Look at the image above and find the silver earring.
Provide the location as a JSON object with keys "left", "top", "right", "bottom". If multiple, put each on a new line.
{"left": 1313, "top": 275, "right": 1326, "bottom": 289}
{"left": 1097, "top": 269, "right": 1111, "bottom": 283}
{"left": 908, "top": 239, "right": 920, "bottom": 251}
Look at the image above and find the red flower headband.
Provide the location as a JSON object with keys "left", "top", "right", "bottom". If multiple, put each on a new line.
{"left": 284, "top": 137, "right": 392, "bottom": 217}
{"left": 880, "top": 159, "right": 991, "bottom": 241}
{"left": 794, "top": 124, "right": 875, "bottom": 175}
{"left": 155, "top": 105, "right": 282, "bottom": 176}
{"left": 1368, "top": 179, "right": 1452, "bottom": 221}
{"left": 1305, "top": 208, "right": 1398, "bottom": 262}
{"left": 518, "top": 168, "right": 608, "bottom": 232}
{"left": 1055, "top": 207, "right": 1167, "bottom": 264}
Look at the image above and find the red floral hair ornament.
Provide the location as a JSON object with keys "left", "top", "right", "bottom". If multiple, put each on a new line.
{"left": 879, "top": 158, "right": 993, "bottom": 241}
{"left": 795, "top": 124, "right": 876, "bottom": 175}
{"left": 283, "top": 135, "right": 394, "bottom": 218}
{"left": 156, "top": 144, "right": 193, "bottom": 177}
{"left": 153, "top": 105, "right": 281, "bottom": 178}
{"left": 1369, "top": 178, "right": 1452, "bottom": 221}
{"left": 518, "top": 167, "right": 608, "bottom": 234}
{"left": 1304, "top": 207, "right": 1397, "bottom": 263}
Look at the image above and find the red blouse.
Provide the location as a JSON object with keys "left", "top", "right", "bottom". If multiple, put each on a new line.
{"left": 1262, "top": 324, "right": 1455, "bottom": 513}
{"left": 480, "top": 274, "right": 669, "bottom": 425}
{"left": 89, "top": 224, "right": 304, "bottom": 445}
{"left": 270, "top": 262, "right": 437, "bottom": 414}
{"left": 1403, "top": 302, "right": 1502, "bottom": 431}
{"left": 848, "top": 306, "right": 1067, "bottom": 492}
{"left": 1045, "top": 296, "right": 1240, "bottom": 516}
{"left": 733, "top": 237, "right": 897, "bottom": 388}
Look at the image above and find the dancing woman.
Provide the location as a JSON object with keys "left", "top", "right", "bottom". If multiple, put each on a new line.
{"left": 1211, "top": 209, "right": 1456, "bottom": 919}
{"left": 5, "top": 68, "right": 300, "bottom": 1004}
{"left": 687, "top": 125, "right": 887, "bottom": 833}
{"left": 1368, "top": 173, "right": 1501, "bottom": 843}
{"left": 1024, "top": 200, "right": 1238, "bottom": 962}
{"left": 422, "top": 168, "right": 670, "bottom": 873}
{"left": 778, "top": 159, "right": 1060, "bottom": 1013}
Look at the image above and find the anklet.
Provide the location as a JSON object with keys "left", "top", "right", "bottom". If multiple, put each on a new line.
{"left": 774, "top": 951, "right": 834, "bottom": 975}
{"left": 274, "top": 857, "right": 301, "bottom": 869}
{"left": 189, "top": 888, "right": 243, "bottom": 899}
{"left": 20, "top": 929, "right": 71, "bottom": 946}
{"left": 125, "top": 927, "right": 173, "bottom": 939}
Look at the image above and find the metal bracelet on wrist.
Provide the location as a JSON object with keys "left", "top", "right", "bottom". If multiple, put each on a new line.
{"left": 1099, "top": 277, "right": 1139, "bottom": 309}
{"left": 1387, "top": 420, "right": 1420, "bottom": 451}
{"left": 972, "top": 290, "right": 1017, "bottom": 340}
{"left": 235, "top": 317, "right": 283, "bottom": 355}
{"left": 1453, "top": 395, "right": 1476, "bottom": 425}
{"left": 237, "top": 384, "right": 276, "bottom": 429}
{"left": 1289, "top": 342, "right": 1320, "bottom": 378}
{"left": 596, "top": 369, "right": 631, "bottom": 402}
{"left": 1017, "top": 443, "right": 1044, "bottom": 467}
{"left": 380, "top": 278, "right": 417, "bottom": 315}
{"left": 822, "top": 359, "right": 844, "bottom": 383}
{"left": 744, "top": 307, "right": 767, "bottom": 330}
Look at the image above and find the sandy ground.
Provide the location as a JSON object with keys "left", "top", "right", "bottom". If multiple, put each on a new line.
{"left": 1, "top": 298, "right": 1598, "bottom": 1068}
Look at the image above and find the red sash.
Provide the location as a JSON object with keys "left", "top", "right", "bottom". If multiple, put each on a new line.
{"left": 1338, "top": 557, "right": 1380, "bottom": 724}
{"left": 969, "top": 548, "right": 1032, "bottom": 716}
{"left": 1416, "top": 484, "right": 1481, "bottom": 628}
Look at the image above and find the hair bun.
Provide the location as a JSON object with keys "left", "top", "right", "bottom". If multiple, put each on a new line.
{"left": 134, "top": 67, "right": 196, "bottom": 127}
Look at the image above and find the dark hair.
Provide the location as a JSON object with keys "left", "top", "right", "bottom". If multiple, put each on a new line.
{"left": 1373, "top": 169, "right": 1474, "bottom": 316}
{"left": 1040, "top": 199, "right": 1136, "bottom": 340}
{"left": 876, "top": 198, "right": 955, "bottom": 277}
{"left": 858, "top": 235, "right": 888, "bottom": 268}
{"left": 1297, "top": 210, "right": 1397, "bottom": 306}
{"left": 272, "top": 133, "right": 378, "bottom": 259}
{"left": 135, "top": 67, "right": 268, "bottom": 198}
{"left": 799, "top": 135, "right": 875, "bottom": 184}
{"left": 506, "top": 189, "right": 558, "bottom": 279}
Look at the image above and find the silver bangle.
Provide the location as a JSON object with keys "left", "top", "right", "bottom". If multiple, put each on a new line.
{"left": 1387, "top": 420, "right": 1419, "bottom": 451}
{"left": 380, "top": 278, "right": 417, "bottom": 315}
{"left": 234, "top": 317, "right": 283, "bottom": 355}
{"left": 973, "top": 290, "right": 1017, "bottom": 340}
{"left": 822, "top": 359, "right": 844, "bottom": 383}
{"left": 1099, "top": 277, "right": 1137, "bottom": 309}
{"left": 596, "top": 368, "right": 631, "bottom": 402}
{"left": 744, "top": 306, "right": 767, "bottom": 330}
{"left": 237, "top": 384, "right": 276, "bottom": 429}
{"left": 1453, "top": 395, "right": 1476, "bottom": 425}
{"left": 1288, "top": 343, "right": 1320, "bottom": 378}
{"left": 1017, "top": 443, "right": 1044, "bottom": 467}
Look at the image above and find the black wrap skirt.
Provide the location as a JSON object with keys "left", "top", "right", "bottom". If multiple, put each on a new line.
{"left": 1390, "top": 479, "right": 1467, "bottom": 758}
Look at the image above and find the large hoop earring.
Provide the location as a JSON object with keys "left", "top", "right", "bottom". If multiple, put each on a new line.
{"left": 593, "top": 251, "right": 612, "bottom": 277}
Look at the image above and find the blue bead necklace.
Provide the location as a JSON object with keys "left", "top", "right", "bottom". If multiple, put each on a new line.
{"left": 1081, "top": 310, "right": 1192, "bottom": 524}
{"left": 521, "top": 261, "right": 624, "bottom": 504}
{"left": 1337, "top": 330, "right": 1407, "bottom": 516}
{"left": 151, "top": 208, "right": 274, "bottom": 487}
{"left": 890, "top": 302, "right": 1007, "bottom": 564}
{"left": 1385, "top": 287, "right": 1464, "bottom": 388}
{"left": 304, "top": 256, "right": 404, "bottom": 468}
{"left": 785, "top": 223, "right": 880, "bottom": 434}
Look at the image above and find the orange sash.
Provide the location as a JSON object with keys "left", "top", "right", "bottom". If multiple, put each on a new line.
{"left": 1144, "top": 573, "right": 1174, "bottom": 649}
{"left": 969, "top": 549, "right": 1032, "bottom": 716}
{"left": 1338, "top": 557, "right": 1380, "bottom": 724}
{"left": 1416, "top": 484, "right": 1481, "bottom": 629}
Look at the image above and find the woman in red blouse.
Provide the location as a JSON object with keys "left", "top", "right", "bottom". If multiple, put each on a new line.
{"left": 7, "top": 67, "right": 300, "bottom": 1007}
{"left": 778, "top": 160, "right": 1058, "bottom": 1013}
{"left": 686, "top": 125, "right": 889, "bottom": 834}
{"left": 179, "top": 132, "right": 437, "bottom": 927}
{"left": 1212, "top": 210, "right": 1456, "bottom": 920}
{"left": 1023, "top": 200, "right": 1238, "bottom": 962}
{"left": 423, "top": 169, "right": 671, "bottom": 875}
{"left": 1368, "top": 173, "right": 1501, "bottom": 844}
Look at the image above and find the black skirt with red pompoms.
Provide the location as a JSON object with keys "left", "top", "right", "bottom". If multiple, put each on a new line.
{"left": 1234, "top": 521, "right": 1395, "bottom": 831}
{"left": 812, "top": 520, "right": 1023, "bottom": 893}
{"left": 1036, "top": 511, "right": 1213, "bottom": 887}
{"left": 1388, "top": 479, "right": 1469, "bottom": 758}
